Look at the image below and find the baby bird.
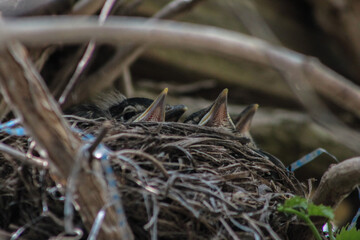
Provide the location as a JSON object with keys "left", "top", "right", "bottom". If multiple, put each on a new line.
{"left": 64, "top": 89, "right": 125, "bottom": 120}
{"left": 109, "top": 89, "right": 187, "bottom": 123}
{"left": 185, "top": 90, "right": 258, "bottom": 138}
{"left": 184, "top": 90, "right": 286, "bottom": 169}
{"left": 133, "top": 88, "right": 168, "bottom": 122}
{"left": 234, "top": 104, "right": 285, "bottom": 169}
{"left": 234, "top": 104, "right": 286, "bottom": 169}
{"left": 66, "top": 89, "right": 187, "bottom": 123}
{"left": 64, "top": 103, "right": 110, "bottom": 120}
{"left": 198, "top": 89, "right": 235, "bottom": 130}
{"left": 184, "top": 89, "right": 235, "bottom": 132}
{"left": 234, "top": 104, "right": 259, "bottom": 142}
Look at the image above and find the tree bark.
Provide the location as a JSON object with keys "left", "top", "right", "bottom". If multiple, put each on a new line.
{"left": 311, "top": 157, "right": 360, "bottom": 208}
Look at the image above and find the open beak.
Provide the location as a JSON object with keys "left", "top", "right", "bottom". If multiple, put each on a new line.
{"left": 199, "top": 89, "right": 235, "bottom": 130}
{"left": 134, "top": 88, "right": 168, "bottom": 122}
{"left": 235, "top": 104, "right": 259, "bottom": 134}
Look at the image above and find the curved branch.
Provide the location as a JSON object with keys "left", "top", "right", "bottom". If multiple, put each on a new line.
{"left": 0, "top": 17, "right": 360, "bottom": 120}
{"left": 311, "top": 157, "right": 360, "bottom": 208}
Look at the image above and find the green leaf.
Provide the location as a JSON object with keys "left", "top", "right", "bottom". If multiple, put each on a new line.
{"left": 277, "top": 196, "right": 331, "bottom": 240}
{"left": 336, "top": 226, "right": 360, "bottom": 240}
{"left": 308, "top": 203, "right": 334, "bottom": 219}
{"left": 280, "top": 196, "right": 308, "bottom": 210}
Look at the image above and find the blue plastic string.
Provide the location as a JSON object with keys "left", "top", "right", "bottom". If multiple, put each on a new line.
{"left": 92, "top": 145, "right": 128, "bottom": 229}
{"left": 72, "top": 128, "right": 127, "bottom": 229}
{"left": 2, "top": 127, "right": 27, "bottom": 136}
{"left": 0, "top": 119, "right": 20, "bottom": 129}
{"left": 287, "top": 148, "right": 338, "bottom": 172}
{"left": 0, "top": 119, "right": 27, "bottom": 136}
{"left": 71, "top": 126, "right": 127, "bottom": 229}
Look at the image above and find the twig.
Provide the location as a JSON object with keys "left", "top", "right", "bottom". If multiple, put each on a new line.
{"left": 0, "top": 142, "right": 48, "bottom": 169}
{"left": 122, "top": 67, "right": 134, "bottom": 97}
{"left": 251, "top": 218, "right": 283, "bottom": 240}
{"left": 0, "top": 98, "right": 10, "bottom": 120}
{"left": 10, "top": 215, "right": 45, "bottom": 240}
{"left": 49, "top": 46, "right": 88, "bottom": 98}
{"left": 228, "top": 216, "right": 261, "bottom": 240}
{"left": 220, "top": 218, "right": 240, "bottom": 240}
{"left": 241, "top": 213, "right": 265, "bottom": 240}
{"left": 59, "top": 0, "right": 117, "bottom": 105}
{"left": 64, "top": 144, "right": 89, "bottom": 234}
{"left": 117, "top": 149, "right": 169, "bottom": 179}
{"left": 104, "top": 132, "right": 147, "bottom": 141}
{"left": 87, "top": 121, "right": 111, "bottom": 156}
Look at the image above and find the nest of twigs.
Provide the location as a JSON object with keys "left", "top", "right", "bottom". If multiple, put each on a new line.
{"left": 0, "top": 117, "right": 306, "bottom": 239}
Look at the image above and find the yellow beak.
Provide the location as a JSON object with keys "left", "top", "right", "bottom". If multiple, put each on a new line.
{"left": 199, "top": 89, "right": 235, "bottom": 130}
{"left": 134, "top": 88, "right": 168, "bottom": 122}
{"left": 235, "top": 104, "right": 259, "bottom": 134}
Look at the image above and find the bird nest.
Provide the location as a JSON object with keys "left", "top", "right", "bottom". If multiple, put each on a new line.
{"left": 0, "top": 117, "right": 306, "bottom": 239}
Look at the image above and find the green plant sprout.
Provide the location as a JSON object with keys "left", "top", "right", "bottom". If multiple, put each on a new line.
{"left": 277, "top": 196, "right": 360, "bottom": 240}
{"left": 335, "top": 225, "right": 360, "bottom": 240}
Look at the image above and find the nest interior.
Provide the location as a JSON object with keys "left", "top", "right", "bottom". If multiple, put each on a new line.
{"left": 0, "top": 117, "right": 306, "bottom": 239}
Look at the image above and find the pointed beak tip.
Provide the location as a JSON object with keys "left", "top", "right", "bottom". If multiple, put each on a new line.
{"left": 216, "top": 89, "right": 228, "bottom": 103}
{"left": 163, "top": 88, "right": 169, "bottom": 95}
{"left": 157, "top": 88, "right": 168, "bottom": 104}
{"left": 222, "top": 88, "right": 229, "bottom": 96}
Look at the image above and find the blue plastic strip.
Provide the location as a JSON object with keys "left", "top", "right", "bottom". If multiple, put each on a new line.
{"left": 0, "top": 119, "right": 27, "bottom": 136}
{"left": 75, "top": 130, "right": 127, "bottom": 229}
{"left": 94, "top": 145, "right": 128, "bottom": 229}
{"left": 287, "top": 148, "right": 338, "bottom": 172}
{"left": 3, "top": 127, "right": 27, "bottom": 136}
{"left": 0, "top": 119, "right": 20, "bottom": 129}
